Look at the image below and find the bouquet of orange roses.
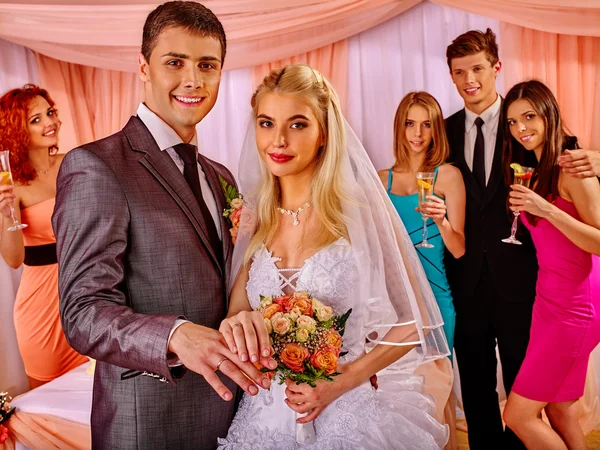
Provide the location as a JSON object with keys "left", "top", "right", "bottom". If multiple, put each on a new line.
{"left": 257, "top": 291, "right": 351, "bottom": 387}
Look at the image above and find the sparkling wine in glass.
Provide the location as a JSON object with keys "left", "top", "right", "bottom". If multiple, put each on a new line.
{"left": 502, "top": 165, "right": 534, "bottom": 245}
{"left": 416, "top": 172, "right": 435, "bottom": 249}
{"left": 0, "top": 150, "right": 28, "bottom": 231}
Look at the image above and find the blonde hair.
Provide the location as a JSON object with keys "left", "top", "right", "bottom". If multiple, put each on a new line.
{"left": 393, "top": 91, "right": 449, "bottom": 172}
{"left": 244, "top": 64, "right": 350, "bottom": 264}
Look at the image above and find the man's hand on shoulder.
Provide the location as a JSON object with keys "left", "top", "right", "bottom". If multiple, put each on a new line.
{"left": 168, "top": 322, "right": 271, "bottom": 400}
{"left": 558, "top": 149, "right": 600, "bottom": 179}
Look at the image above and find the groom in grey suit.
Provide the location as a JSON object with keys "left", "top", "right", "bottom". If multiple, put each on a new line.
{"left": 52, "top": 2, "right": 274, "bottom": 449}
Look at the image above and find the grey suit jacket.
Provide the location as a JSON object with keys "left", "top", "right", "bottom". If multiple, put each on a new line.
{"left": 52, "top": 116, "right": 238, "bottom": 449}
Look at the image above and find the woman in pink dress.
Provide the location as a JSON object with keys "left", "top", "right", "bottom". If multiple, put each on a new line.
{"left": 502, "top": 80, "right": 600, "bottom": 450}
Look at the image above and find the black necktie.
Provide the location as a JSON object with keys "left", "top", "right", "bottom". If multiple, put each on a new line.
{"left": 473, "top": 117, "right": 486, "bottom": 189}
{"left": 173, "top": 143, "right": 222, "bottom": 261}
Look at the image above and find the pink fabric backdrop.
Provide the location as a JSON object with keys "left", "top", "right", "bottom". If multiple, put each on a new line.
{"left": 0, "top": 1, "right": 598, "bottom": 73}
{"left": 501, "top": 24, "right": 600, "bottom": 148}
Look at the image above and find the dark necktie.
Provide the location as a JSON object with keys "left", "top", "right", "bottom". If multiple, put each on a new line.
{"left": 473, "top": 116, "right": 486, "bottom": 189}
{"left": 173, "top": 143, "right": 222, "bottom": 261}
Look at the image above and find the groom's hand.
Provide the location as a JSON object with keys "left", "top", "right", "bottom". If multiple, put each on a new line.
{"left": 169, "top": 322, "right": 272, "bottom": 401}
{"left": 220, "top": 311, "right": 277, "bottom": 371}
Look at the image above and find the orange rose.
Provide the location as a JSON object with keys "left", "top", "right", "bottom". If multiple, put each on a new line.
{"left": 253, "top": 361, "right": 276, "bottom": 380}
{"left": 230, "top": 207, "right": 242, "bottom": 228}
{"left": 263, "top": 303, "right": 283, "bottom": 320}
{"left": 273, "top": 294, "right": 293, "bottom": 309}
{"left": 287, "top": 297, "right": 313, "bottom": 317}
{"left": 324, "top": 329, "right": 343, "bottom": 350}
{"left": 280, "top": 343, "right": 310, "bottom": 372}
{"left": 229, "top": 226, "right": 239, "bottom": 245}
{"left": 0, "top": 424, "right": 8, "bottom": 445}
{"left": 310, "top": 348, "right": 339, "bottom": 374}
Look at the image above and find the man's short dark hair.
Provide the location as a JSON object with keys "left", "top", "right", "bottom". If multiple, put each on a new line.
{"left": 446, "top": 28, "right": 499, "bottom": 71}
{"left": 142, "top": 1, "right": 227, "bottom": 64}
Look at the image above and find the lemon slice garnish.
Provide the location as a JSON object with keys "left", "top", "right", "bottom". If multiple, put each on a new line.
{"left": 510, "top": 163, "right": 523, "bottom": 173}
{"left": 417, "top": 179, "right": 433, "bottom": 190}
{"left": 0, "top": 172, "right": 11, "bottom": 185}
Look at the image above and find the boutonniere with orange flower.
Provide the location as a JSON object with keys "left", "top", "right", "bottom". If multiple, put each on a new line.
{"left": 218, "top": 175, "right": 244, "bottom": 245}
{"left": 0, "top": 392, "right": 15, "bottom": 445}
{"left": 256, "top": 291, "right": 352, "bottom": 387}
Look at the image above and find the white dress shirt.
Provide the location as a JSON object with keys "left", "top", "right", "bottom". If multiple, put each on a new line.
{"left": 136, "top": 103, "right": 220, "bottom": 359}
{"left": 463, "top": 94, "right": 502, "bottom": 185}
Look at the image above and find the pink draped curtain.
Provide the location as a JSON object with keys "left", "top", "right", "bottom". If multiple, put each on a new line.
{"left": 252, "top": 40, "right": 349, "bottom": 109}
{"left": 0, "top": 1, "right": 597, "bottom": 73}
{"left": 501, "top": 24, "right": 600, "bottom": 148}
{"left": 34, "top": 54, "right": 140, "bottom": 151}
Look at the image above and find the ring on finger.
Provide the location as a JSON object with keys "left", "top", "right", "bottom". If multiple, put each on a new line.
{"left": 231, "top": 323, "right": 242, "bottom": 329}
{"left": 216, "top": 357, "right": 228, "bottom": 371}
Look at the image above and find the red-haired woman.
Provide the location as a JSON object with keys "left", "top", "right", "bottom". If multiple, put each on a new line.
{"left": 0, "top": 85, "right": 86, "bottom": 388}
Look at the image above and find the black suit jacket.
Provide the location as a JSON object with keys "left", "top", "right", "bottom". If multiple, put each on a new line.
{"left": 444, "top": 108, "right": 538, "bottom": 306}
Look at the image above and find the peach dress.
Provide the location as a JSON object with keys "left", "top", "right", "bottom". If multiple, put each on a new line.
{"left": 14, "top": 198, "right": 86, "bottom": 381}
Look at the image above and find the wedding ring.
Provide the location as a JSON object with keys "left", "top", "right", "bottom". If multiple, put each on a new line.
{"left": 231, "top": 323, "right": 242, "bottom": 329}
{"left": 216, "top": 357, "right": 228, "bottom": 371}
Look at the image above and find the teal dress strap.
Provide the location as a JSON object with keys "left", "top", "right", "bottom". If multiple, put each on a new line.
{"left": 387, "top": 169, "right": 393, "bottom": 193}
{"left": 433, "top": 165, "right": 440, "bottom": 185}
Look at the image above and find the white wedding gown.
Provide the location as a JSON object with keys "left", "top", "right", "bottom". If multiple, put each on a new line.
{"left": 218, "top": 239, "right": 449, "bottom": 449}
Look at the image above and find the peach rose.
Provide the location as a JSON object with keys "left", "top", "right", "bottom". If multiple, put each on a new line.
{"left": 294, "top": 291, "right": 311, "bottom": 299}
{"left": 324, "top": 329, "right": 343, "bottom": 350}
{"left": 311, "top": 298, "right": 325, "bottom": 310}
{"left": 230, "top": 207, "right": 242, "bottom": 228}
{"left": 263, "top": 303, "right": 283, "bottom": 320}
{"left": 296, "top": 328, "right": 310, "bottom": 343}
{"left": 310, "top": 348, "right": 339, "bottom": 374}
{"left": 230, "top": 198, "right": 244, "bottom": 210}
{"left": 287, "top": 297, "right": 313, "bottom": 316}
{"left": 286, "top": 307, "right": 302, "bottom": 322}
{"left": 296, "top": 315, "right": 317, "bottom": 333}
{"left": 315, "top": 305, "right": 334, "bottom": 322}
{"left": 280, "top": 343, "right": 310, "bottom": 372}
{"left": 264, "top": 318, "right": 273, "bottom": 334}
{"left": 272, "top": 315, "right": 292, "bottom": 335}
{"left": 260, "top": 295, "right": 273, "bottom": 307}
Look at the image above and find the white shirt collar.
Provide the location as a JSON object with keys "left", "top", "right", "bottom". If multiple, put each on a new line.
{"left": 464, "top": 94, "right": 502, "bottom": 132}
{"left": 136, "top": 103, "right": 198, "bottom": 151}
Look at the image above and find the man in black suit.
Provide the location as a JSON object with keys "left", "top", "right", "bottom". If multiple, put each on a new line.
{"left": 444, "top": 29, "right": 538, "bottom": 450}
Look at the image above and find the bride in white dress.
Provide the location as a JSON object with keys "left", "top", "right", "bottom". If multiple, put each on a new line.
{"left": 217, "top": 64, "right": 450, "bottom": 449}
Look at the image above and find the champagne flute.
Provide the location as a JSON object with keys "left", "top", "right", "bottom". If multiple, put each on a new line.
{"left": 502, "top": 165, "right": 534, "bottom": 245}
{"left": 0, "top": 150, "right": 28, "bottom": 231}
{"left": 416, "top": 172, "right": 435, "bottom": 249}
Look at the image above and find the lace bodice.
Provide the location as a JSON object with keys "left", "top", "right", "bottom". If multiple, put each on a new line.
{"left": 219, "top": 238, "right": 449, "bottom": 450}
{"left": 246, "top": 238, "right": 359, "bottom": 315}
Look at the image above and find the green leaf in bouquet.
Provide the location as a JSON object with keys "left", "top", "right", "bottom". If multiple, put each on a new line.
{"left": 334, "top": 308, "right": 352, "bottom": 336}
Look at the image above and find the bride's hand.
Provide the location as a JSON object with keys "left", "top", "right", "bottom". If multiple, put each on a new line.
{"left": 283, "top": 365, "right": 357, "bottom": 423}
{"left": 219, "top": 311, "right": 277, "bottom": 370}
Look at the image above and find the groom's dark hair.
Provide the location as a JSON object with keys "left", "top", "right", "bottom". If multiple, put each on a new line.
{"left": 141, "top": 1, "right": 227, "bottom": 64}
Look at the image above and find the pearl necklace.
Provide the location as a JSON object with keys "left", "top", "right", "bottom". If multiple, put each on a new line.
{"left": 277, "top": 202, "right": 312, "bottom": 226}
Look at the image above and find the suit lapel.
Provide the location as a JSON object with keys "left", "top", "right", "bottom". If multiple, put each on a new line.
{"left": 123, "top": 117, "right": 223, "bottom": 274}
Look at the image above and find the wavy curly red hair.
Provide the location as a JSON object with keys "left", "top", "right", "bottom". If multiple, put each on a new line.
{"left": 0, "top": 84, "right": 59, "bottom": 185}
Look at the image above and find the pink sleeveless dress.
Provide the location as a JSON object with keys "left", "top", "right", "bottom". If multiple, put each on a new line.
{"left": 512, "top": 197, "right": 600, "bottom": 402}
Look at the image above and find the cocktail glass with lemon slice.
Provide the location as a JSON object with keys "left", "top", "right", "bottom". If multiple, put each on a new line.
{"left": 502, "top": 163, "right": 534, "bottom": 245}
{"left": 416, "top": 172, "right": 436, "bottom": 248}
{"left": 0, "top": 150, "right": 28, "bottom": 231}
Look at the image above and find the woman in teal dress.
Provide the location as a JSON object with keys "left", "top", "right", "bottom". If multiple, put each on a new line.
{"left": 379, "top": 91, "right": 466, "bottom": 357}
